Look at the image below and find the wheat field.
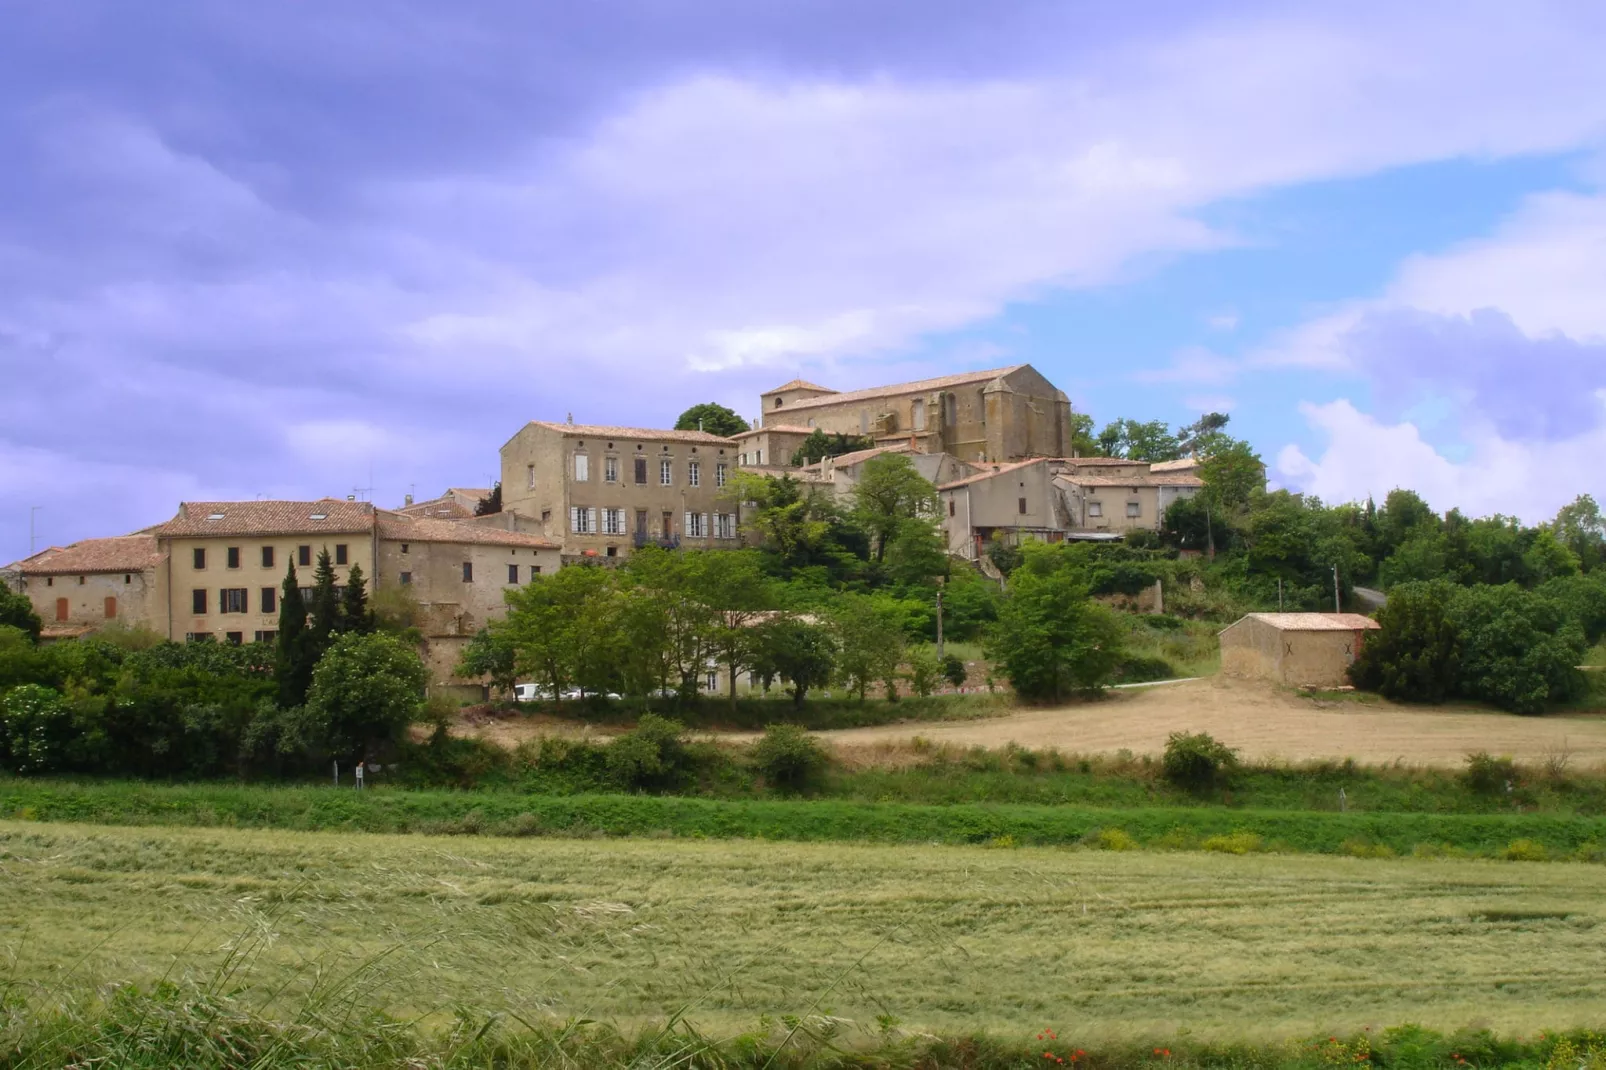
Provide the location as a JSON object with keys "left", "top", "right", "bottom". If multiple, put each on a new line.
{"left": 1, "top": 820, "right": 1602, "bottom": 1042}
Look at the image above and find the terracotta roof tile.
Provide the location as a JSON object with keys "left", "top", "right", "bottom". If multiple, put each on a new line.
{"left": 730, "top": 424, "right": 814, "bottom": 438}
{"left": 1232, "top": 613, "right": 1380, "bottom": 632}
{"left": 937, "top": 457, "right": 1044, "bottom": 490}
{"left": 1056, "top": 473, "right": 1204, "bottom": 488}
{"left": 827, "top": 444, "right": 912, "bottom": 469}
{"left": 376, "top": 511, "right": 559, "bottom": 549}
{"left": 1149, "top": 458, "right": 1201, "bottom": 472}
{"left": 153, "top": 500, "right": 376, "bottom": 538}
{"left": 523, "top": 421, "right": 733, "bottom": 444}
{"left": 9, "top": 534, "right": 165, "bottom": 575}
{"left": 784, "top": 366, "right": 1024, "bottom": 412}
{"left": 763, "top": 379, "right": 837, "bottom": 395}
{"left": 398, "top": 498, "right": 476, "bottom": 519}
{"left": 1059, "top": 457, "right": 1150, "bottom": 466}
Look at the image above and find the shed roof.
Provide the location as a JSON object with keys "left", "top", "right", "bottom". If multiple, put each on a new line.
{"left": 1229, "top": 613, "right": 1380, "bottom": 632}
{"left": 8, "top": 534, "right": 165, "bottom": 575}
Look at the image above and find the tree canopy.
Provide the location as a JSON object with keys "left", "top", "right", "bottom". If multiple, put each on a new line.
{"left": 674, "top": 402, "right": 749, "bottom": 438}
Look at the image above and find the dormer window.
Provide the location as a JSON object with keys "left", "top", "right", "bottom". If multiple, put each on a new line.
{"left": 206, "top": 513, "right": 225, "bottom": 521}
{"left": 309, "top": 512, "right": 328, "bottom": 521}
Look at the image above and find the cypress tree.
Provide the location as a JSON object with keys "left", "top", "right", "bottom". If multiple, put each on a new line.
{"left": 274, "top": 561, "right": 313, "bottom": 706}
{"left": 309, "top": 547, "right": 340, "bottom": 645}
{"left": 340, "top": 562, "right": 373, "bottom": 634}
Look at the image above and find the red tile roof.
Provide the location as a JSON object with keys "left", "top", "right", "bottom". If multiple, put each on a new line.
{"left": 1232, "top": 613, "right": 1380, "bottom": 632}
{"left": 153, "top": 500, "right": 376, "bottom": 537}
{"left": 938, "top": 457, "right": 1045, "bottom": 490}
{"left": 9, "top": 534, "right": 165, "bottom": 575}
{"left": 523, "top": 421, "right": 733, "bottom": 444}
{"left": 827, "top": 444, "right": 913, "bottom": 469}
{"left": 783, "top": 366, "right": 1024, "bottom": 412}
{"left": 376, "top": 511, "right": 559, "bottom": 549}
{"left": 763, "top": 379, "right": 837, "bottom": 395}
{"left": 1057, "top": 473, "right": 1204, "bottom": 488}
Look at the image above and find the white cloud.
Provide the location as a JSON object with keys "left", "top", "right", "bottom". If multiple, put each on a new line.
{"left": 1277, "top": 397, "right": 1606, "bottom": 523}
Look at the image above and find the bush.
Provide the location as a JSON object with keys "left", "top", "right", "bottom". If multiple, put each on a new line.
{"left": 751, "top": 723, "right": 829, "bottom": 792}
{"left": 1348, "top": 580, "right": 1459, "bottom": 703}
{"left": 986, "top": 543, "right": 1125, "bottom": 701}
{"left": 1463, "top": 751, "right": 1517, "bottom": 796}
{"left": 1093, "top": 827, "right": 1138, "bottom": 851}
{"left": 0, "top": 684, "right": 72, "bottom": 774}
{"left": 606, "top": 713, "right": 687, "bottom": 790}
{"left": 306, "top": 632, "right": 428, "bottom": 757}
{"left": 940, "top": 653, "right": 967, "bottom": 689}
{"left": 1162, "top": 731, "right": 1238, "bottom": 792}
{"left": 1201, "top": 831, "right": 1262, "bottom": 854}
{"left": 1502, "top": 838, "right": 1547, "bottom": 862}
{"left": 1450, "top": 584, "right": 1587, "bottom": 714}
{"left": 903, "top": 645, "right": 941, "bottom": 698}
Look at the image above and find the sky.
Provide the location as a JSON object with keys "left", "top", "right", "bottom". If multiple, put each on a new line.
{"left": 3, "top": 1, "right": 1604, "bottom": 560}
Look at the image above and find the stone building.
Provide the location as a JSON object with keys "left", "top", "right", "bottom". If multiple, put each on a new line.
{"left": 396, "top": 487, "right": 494, "bottom": 519}
{"left": 729, "top": 424, "right": 813, "bottom": 468}
{"left": 500, "top": 420, "right": 742, "bottom": 559}
{"left": 1219, "top": 613, "right": 1380, "bottom": 688}
{"left": 5, "top": 535, "right": 168, "bottom": 640}
{"left": 758, "top": 364, "right": 1074, "bottom": 463}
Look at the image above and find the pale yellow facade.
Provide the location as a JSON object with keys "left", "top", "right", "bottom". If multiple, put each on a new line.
{"left": 1219, "top": 613, "right": 1381, "bottom": 688}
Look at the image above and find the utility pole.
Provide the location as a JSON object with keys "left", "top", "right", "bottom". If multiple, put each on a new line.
{"left": 1332, "top": 565, "right": 1341, "bottom": 613}
{"left": 29, "top": 505, "right": 41, "bottom": 556}
{"left": 1278, "top": 578, "right": 1284, "bottom": 612}
{"left": 935, "top": 576, "right": 946, "bottom": 660}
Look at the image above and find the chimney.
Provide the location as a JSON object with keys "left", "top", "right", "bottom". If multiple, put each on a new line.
{"left": 404, "top": 493, "right": 414, "bottom": 506}
{"left": 566, "top": 412, "right": 574, "bottom": 425}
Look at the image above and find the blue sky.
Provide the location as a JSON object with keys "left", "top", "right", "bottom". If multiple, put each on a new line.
{"left": 3, "top": 1, "right": 1605, "bottom": 560}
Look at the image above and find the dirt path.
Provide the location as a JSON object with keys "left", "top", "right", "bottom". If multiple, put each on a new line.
{"left": 817, "top": 677, "right": 1606, "bottom": 767}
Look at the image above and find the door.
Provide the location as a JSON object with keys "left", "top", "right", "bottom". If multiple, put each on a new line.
{"left": 661, "top": 512, "right": 672, "bottom": 538}
{"left": 635, "top": 510, "right": 648, "bottom": 537}
{"left": 55, "top": 597, "right": 69, "bottom": 622}
{"left": 104, "top": 596, "right": 117, "bottom": 620}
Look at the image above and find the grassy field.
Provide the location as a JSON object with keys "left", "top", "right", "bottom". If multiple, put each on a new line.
{"left": 2, "top": 821, "right": 1604, "bottom": 1043}
{"left": 6, "top": 778, "right": 1606, "bottom": 858}
{"left": 819, "top": 677, "right": 1606, "bottom": 766}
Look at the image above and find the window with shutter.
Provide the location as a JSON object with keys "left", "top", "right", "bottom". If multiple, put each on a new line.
{"left": 570, "top": 507, "right": 581, "bottom": 532}
{"left": 574, "top": 454, "right": 589, "bottom": 482}
{"left": 588, "top": 508, "right": 598, "bottom": 533}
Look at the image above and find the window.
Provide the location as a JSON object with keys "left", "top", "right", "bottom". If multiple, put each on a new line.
{"left": 687, "top": 460, "right": 700, "bottom": 487}
{"left": 1088, "top": 502, "right": 1103, "bottom": 518}
{"left": 706, "top": 670, "right": 718, "bottom": 691}
{"left": 532, "top": 565, "right": 542, "bottom": 575}
{"left": 254, "top": 630, "right": 277, "bottom": 643}
{"left": 947, "top": 499, "right": 955, "bottom": 517}
{"left": 221, "top": 588, "right": 248, "bottom": 613}
{"left": 605, "top": 456, "right": 619, "bottom": 483}
{"left": 45, "top": 577, "right": 53, "bottom": 587}
{"left": 603, "top": 508, "right": 625, "bottom": 535}
{"left": 526, "top": 463, "right": 536, "bottom": 489}
{"left": 185, "top": 632, "right": 214, "bottom": 643}
{"left": 755, "top": 449, "right": 763, "bottom": 464}
{"left": 461, "top": 562, "right": 473, "bottom": 583}
{"left": 261, "top": 587, "right": 277, "bottom": 614}
{"left": 227, "top": 546, "right": 241, "bottom": 569}
{"left": 55, "top": 598, "right": 68, "bottom": 622}
{"left": 714, "top": 513, "right": 737, "bottom": 539}
{"left": 633, "top": 457, "right": 648, "bottom": 484}
{"left": 335, "top": 544, "right": 348, "bottom": 565}
{"left": 193, "top": 548, "right": 206, "bottom": 569}
{"left": 574, "top": 453, "right": 589, "bottom": 482}
{"left": 507, "top": 563, "right": 519, "bottom": 584}
{"left": 570, "top": 507, "right": 597, "bottom": 534}
{"left": 660, "top": 459, "right": 673, "bottom": 485}
{"left": 261, "top": 546, "right": 275, "bottom": 568}
{"left": 399, "top": 572, "right": 412, "bottom": 585}
{"left": 124, "top": 574, "right": 131, "bottom": 584}
{"left": 77, "top": 575, "right": 85, "bottom": 585}
{"left": 715, "top": 463, "right": 727, "bottom": 488}
{"left": 773, "top": 396, "right": 783, "bottom": 408}
{"left": 225, "top": 632, "right": 244, "bottom": 645}
{"left": 685, "top": 512, "right": 708, "bottom": 538}
{"left": 298, "top": 545, "right": 311, "bottom": 566}
{"left": 192, "top": 589, "right": 208, "bottom": 614}
{"left": 1126, "top": 501, "right": 1142, "bottom": 518}
{"left": 104, "top": 596, "right": 117, "bottom": 619}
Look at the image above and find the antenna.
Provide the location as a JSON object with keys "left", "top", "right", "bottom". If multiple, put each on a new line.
{"left": 29, "top": 505, "right": 41, "bottom": 556}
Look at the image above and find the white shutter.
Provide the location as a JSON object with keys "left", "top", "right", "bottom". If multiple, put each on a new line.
{"left": 588, "top": 508, "right": 598, "bottom": 533}
{"left": 570, "top": 507, "right": 580, "bottom": 532}
{"left": 701, "top": 514, "right": 709, "bottom": 538}
{"left": 684, "top": 512, "right": 692, "bottom": 536}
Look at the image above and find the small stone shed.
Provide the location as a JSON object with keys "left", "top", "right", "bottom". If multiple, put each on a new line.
{"left": 1218, "top": 613, "right": 1381, "bottom": 688}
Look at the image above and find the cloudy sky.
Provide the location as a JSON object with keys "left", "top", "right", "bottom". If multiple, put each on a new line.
{"left": 4, "top": 1, "right": 1604, "bottom": 559}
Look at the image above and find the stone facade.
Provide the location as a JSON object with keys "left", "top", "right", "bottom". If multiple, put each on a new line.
{"left": 5, "top": 535, "right": 168, "bottom": 640}
{"left": 759, "top": 364, "right": 1074, "bottom": 464}
{"left": 1219, "top": 613, "right": 1380, "bottom": 688}
{"left": 500, "top": 421, "right": 742, "bottom": 559}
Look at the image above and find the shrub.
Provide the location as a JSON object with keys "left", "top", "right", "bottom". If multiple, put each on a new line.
{"left": 1450, "top": 584, "right": 1588, "bottom": 714}
{"left": 0, "top": 684, "right": 72, "bottom": 774}
{"left": 1502, "top": 838, "right": 1547, "bottom": 862}
{"left": 1161, "top": 731, "right": 1238, "bottom": 792}
{"left": 606, "top": 713, "right": 687, "bottom": 790}
{"left": 940, "top": 653, "right": 968, "bottom": 689}
{"left": 986, "top": 543, "right": 1125, "bottom": 701}
{"left": 1463, "top": 751, "right": 1517, "bottom": 796}
{"left": 1348, "top": 580, "right": 1460, "bottom": 703}
{"left": 306, "top": 632, "right": 428, "bottom": 757}
{"left": 1093, "top": 827, "right": 1138, "bottom": 851}
{"left": 751, "top": 723, "right": 829, "bottom": 792}
{"left": 903, "top": 645, "right": 941, "bottom": 698}
{"left": 1201, "top": 831, "right": 1262, "bottom": 854}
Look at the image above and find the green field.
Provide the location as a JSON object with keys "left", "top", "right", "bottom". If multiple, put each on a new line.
{"left": 3, "top": 820, "right": 1604, "bottom": 1044}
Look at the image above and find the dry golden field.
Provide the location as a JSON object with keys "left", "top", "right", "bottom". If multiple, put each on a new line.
{"left": 819, "top": 677, "right": 1606, "bottom": 767}
{"left": 2, "top": 820, "right": 1603, "bottom": 1041}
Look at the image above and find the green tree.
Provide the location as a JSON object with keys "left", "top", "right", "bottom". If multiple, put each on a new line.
{"left": 691, "top": 551, "right": 773, "bottom": 702}
{"left": 457, "top": 625, "right": 518, "bottom": 696}
{"left": 339, "top": 562, "right": 373, "bottom": 634}
{"left": 308, "top": 548, "right": 340, "bottom": 646}
{"left": 751, "top": 617, "right": 837, "bottom": 707}
{"left": 475, "top": 483, "right": 502, "bottom": 516}
{"left": 674, "top": 402, "right": 749, "bottom": 438}
{"left": 851, "top": 453, "right": 939, "bottom": 562}
{"left": 502, "top": 564, "right": 621, "bottom": 699}
{"left": 1069, "top": 412, "right": 1101, "bottom": 457}
{"left": 1376, "top": 489, "right": 1439, "bottom": 556}
{"left": 1538, "top": 573, "right": 1606, "bottom": 645}
{"left": 0, "top": 586, "right": 42, "bottom": 644}
{"left": 883, "top": 517, "right": 948, "bottom": 585}
{"left": 1551, "top": 494, "right": 1605, "bottom": 572}
{"left": 305, "top": 631, "right": 427, "bottom": 756}
{"left": 830, "top": 594, "right": 906, "bottom": 701}
{"left": 1197, "top": 440, "right": 1265, "bottom": 555}
{"left": 273, "top": 561, "right": 314, "bottom": 707}
{"left": 1450, "top": 584, "right": 1588, "bottom": 714}
{"left": 903, "top": 644, "right": 941, "bottom": 697}
{"left": 0, "top": 684, "right": 72, "bottom": 774}
{"left": 1096, "top": 418, "right": 1181, "bottom": 461}
{"left": 986, "top": 543, "right": 1125, "bottom": 701}
{"left": 1348, "top": 580, "right": 1461, "bottom": 703}
{"left": 790, "top": 429, "right": 875, "bottom": 466}
{"left": 750, "top": 723, "right": 829, "bottom": 791}
{"left": 1176, "top": 412, "right": 1233, "bottom": 458}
